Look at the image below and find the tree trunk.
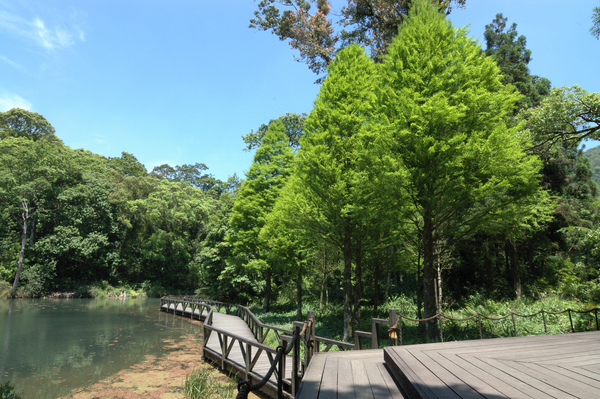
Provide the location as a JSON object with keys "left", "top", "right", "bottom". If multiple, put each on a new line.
{"left": 511, "top": 241, "right": 522, "bottom": 299}
{"left": 352, "top": 241, "right": 362, "bottom": 322}
{"left": 343, "top": 230, "right": 353, "bottom": 341}
{"left": 422, "top": 211, "right": 438, "bottom": 342}
{"left": 11, "top": 201, "right": 29, "bottom": 299}
{"left": 296, "top": 268, "right": 303, "bottom": 320}
{"left": 263, "top": 267, "right": 272, "bottom": 312}
{"left": 373, "top": 258, "right": 380, "bottom": 312}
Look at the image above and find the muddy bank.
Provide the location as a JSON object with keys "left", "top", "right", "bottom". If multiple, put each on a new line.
{"left": 62, "top": 330, "right": 263, "bottom": 399}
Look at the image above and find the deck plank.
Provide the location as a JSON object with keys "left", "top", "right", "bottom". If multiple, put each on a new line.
{"left": 385, "top": 330, "right": 600, "bottom": 399}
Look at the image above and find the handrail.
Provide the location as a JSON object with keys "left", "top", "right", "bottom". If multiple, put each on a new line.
{"left": 236, "top": 326, "right": 301, "bottom": 399}
{"left": 395, "top": 307, "right": 600, "bottom": 344}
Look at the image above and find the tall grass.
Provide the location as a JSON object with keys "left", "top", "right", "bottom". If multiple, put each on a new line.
{"left": 184, "top": 367, "right": 235, "bottom": 399}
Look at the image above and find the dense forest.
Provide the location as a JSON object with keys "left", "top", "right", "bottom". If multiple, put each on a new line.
{"left": 2, "top": 1, "right": 600, "bottom": 342}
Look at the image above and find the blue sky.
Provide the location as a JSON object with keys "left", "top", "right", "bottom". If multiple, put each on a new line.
{"left": 1, "top": 0, "right": 599, "bottom": 182}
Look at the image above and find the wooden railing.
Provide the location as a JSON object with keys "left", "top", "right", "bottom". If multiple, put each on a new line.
{"left": 354, "top": 309, "right": 399, "bottom": 349}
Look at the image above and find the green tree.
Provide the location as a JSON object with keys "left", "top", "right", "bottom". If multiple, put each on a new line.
{"left": 119, "top": 178, "right": 215, "bottom": 289}
{"left": 520, "top": 86, "right": 600, "bottom": 156}
{"left": 250, "top": 0, "right": 465, "bottom": 80}
{"left": 483, "top": 14, "right": 551, "bottom": 110}
{"left": 0, "top": 108, "right": 59, "bottom": 142}
{"left": 228, "top": 120, "right": 295, "bottom": 310}
{"left": 151, "top": 163, "right": 223, "bottom": 195}
{"left": 0, "top": 137, "right": 77, "bottom": 297}
{"left": 242, "top": 113, "right": 307, "bottom": 151}
{"left": 195, "top": 176, "right": 241, "bottom": 302}
{"left": 108, "top": 152, "right": 147, "bottom": 177}
{"left": 376, "top": 1, "right": 550, "bottom": 340}
{"left": 277, "top": 44, "right": 381, "bottom": 339}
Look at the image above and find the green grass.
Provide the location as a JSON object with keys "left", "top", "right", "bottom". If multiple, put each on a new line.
{"left": 184, "top": 367, "right": 235, "bottom": 399}
{"left": 247, "top": 292, "right": 599, "bottom": 348}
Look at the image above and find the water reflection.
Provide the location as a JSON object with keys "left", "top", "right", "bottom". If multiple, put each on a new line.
{"left": 0, "top": 298, "right": 201, "bottom": 399}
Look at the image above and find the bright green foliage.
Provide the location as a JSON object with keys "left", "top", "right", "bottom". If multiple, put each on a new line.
{"left": 0, "top": 136, "right": 79, "bottom": 296}
{"left": 108, "top": 152, "right": 147, "bottom": 177}
{"left": 120, "top": 178, "right": 215, "bottom": 289}
{"left": 228, "top": 120, "right": 295, "bottom": 308}
{"left": 150, "top": 162, "right": 222, "bottom": 194}
{"left": 0, "top": 108, "right": 59, "bottom": 142}
{"left": 243, "top": 112, "right": 307, "bottom": 151}
{"left": 195, "top": 176, "right": 240, "bottom": 301}
{"left": 376, "top": 1, "right": 550, "bottom": 338}
{"left": 277, "top": 44, "right": 383, "bottom": 338}
{"left": 483, "top": 14, "right": 551, "bottom": 110}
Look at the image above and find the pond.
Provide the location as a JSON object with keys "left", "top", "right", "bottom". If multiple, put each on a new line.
{"left": 0, "top": 298, "right": 202, "bottom": 399}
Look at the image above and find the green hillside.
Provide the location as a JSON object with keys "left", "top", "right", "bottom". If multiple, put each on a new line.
{"left": 584, "top": 145, "right": 600, "bottom": 187}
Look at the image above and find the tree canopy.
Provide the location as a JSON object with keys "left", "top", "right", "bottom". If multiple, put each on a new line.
{"left": 250, "top": 0, "right": 466, "bottom": 80}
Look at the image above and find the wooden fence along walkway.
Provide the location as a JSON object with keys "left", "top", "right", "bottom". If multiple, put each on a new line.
{"left": 160, "top": 298, "right": 600, "bottom": 399}
{"left": 160, "top": 297, "right": 304, "bottom": 398}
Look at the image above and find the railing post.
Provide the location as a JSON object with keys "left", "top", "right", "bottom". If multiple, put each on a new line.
{"left": 389, "top": 309, "right": 398, "bottom": 347}
{"left": 542, "top": 309, "right": 547, "bottom": 334}
{"left": 304, "top": 311, "right": 315, "bottom": 364}
{"left": 292, "top": 323, "right": 301, "bottom": 396}
{"left": 399, "top": 315, "right": 403, "bottom": 346}
{"left": 438, "top": 314, "right": 443, "bottom": 342}
{"left": 478, "top": 313, "right": 483, "bottom": 339}
{"left": 568, "top": 309, "right": 574, "bottom": 332}
{"left": 511, "top": 312, "right": 517, "bottom": 337}
{"left": 595, "top": 309, "right": 599, "bottom": 331}
{"left": 371, "top": 319, "right": 379, "bottom": 349}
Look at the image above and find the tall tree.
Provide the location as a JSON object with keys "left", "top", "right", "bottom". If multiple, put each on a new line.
{"left": 376, "top": 0, "right": 550, "bottom": 340}
{"left": 483, "top": 14, "right": 551, "bottom": 110}
{"left": 0, "top": 137, "right": 76, "bottom": 297}
{"left": 276, "top": 44, "right": 381, "bottom": 339}
{"left": 250, "top": 0, "right": 465, "bottom": 80}
{"left": 228, "top": 120, "right": 295, "bottom": 310}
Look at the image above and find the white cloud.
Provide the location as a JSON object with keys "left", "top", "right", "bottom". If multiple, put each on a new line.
{"left": 0, "top": 55, "right": 23, "bottom": 70}
{"left": 0, "top": 92, "right": 32, "bottom": 112}
{"left": 0, "top": 7, "right": 85, "bottom": 52}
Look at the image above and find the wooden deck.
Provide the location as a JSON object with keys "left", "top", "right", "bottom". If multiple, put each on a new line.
{"left": 385, "top": 330, "right": 600, "bottom": 398}
{"left": 161, "top": 300, "right": 600, "bottom": 398}
{"left": 160, "top": 301, "right": 294, "bottom": 398}
{"left": 296, "top": 349, "right": 406, "bottom": 399}
{"left": 203, "top": 312, "right": 293, "bottom": 384}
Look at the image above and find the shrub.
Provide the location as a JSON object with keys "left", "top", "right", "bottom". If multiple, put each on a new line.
{"left": 0, "top": 381, "right": 23, "bottom": 399}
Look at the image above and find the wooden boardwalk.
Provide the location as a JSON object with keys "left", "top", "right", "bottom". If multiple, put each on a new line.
{"left": 203, "top": 312, "right": 293, "bottom": 384}
{"left": 296, "top": 349, "right": 405, "bottom": 399}
{"left": 161, "top": 299, "right": 600, "bottom": 398}
{"left": 298, "top": 331, "right": 600, "bottom": 398}
{"left": 160, "top": 301, "right": 294, "bottom": 398}
{"left": 385, "top": 330, "right": 600, "bottom": 398}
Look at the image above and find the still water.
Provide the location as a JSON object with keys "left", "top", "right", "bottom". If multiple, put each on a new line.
{"left": 0, "top": 298, "right": 202, "bottom": 399}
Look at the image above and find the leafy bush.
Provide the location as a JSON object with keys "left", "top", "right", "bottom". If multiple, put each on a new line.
{"left": 0, "top": 381, "right": 22, "bottom": 399}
